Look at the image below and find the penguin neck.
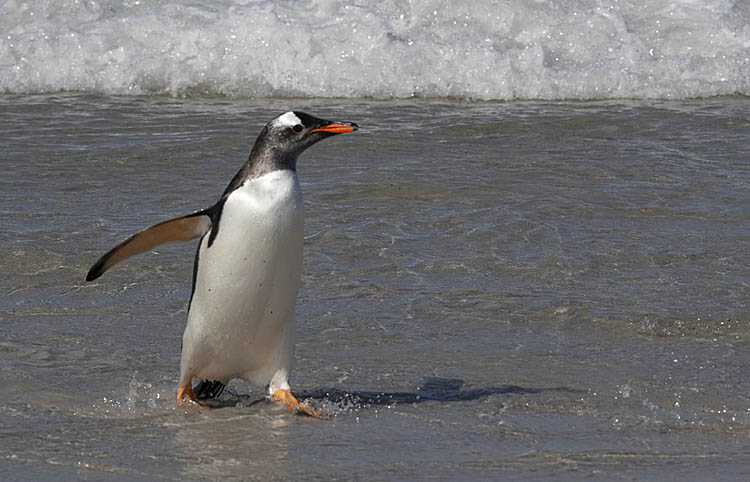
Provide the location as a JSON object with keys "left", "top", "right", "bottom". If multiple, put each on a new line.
{"left": 221, "top": 138, "right": 298, "bottom": 198}
{"left": 244, "top": 141, "right": 298, "bottom": 179}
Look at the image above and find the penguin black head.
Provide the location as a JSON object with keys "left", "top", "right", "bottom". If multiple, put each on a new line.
{"left": 273, "top": 111, "right": 359, "bottom": 141}
{"left": 223, "top": 111, "right": 358, "bottom": 195}
{"left": 253, "top": 111, "right": 358, "bottom": 168}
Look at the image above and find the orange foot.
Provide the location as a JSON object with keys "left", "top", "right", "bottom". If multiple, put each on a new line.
{"left": 271, "top": 389, "right": 327, "bottom": 418}
{"left": 176, "top": 384, "right": 211, "bottom": 410}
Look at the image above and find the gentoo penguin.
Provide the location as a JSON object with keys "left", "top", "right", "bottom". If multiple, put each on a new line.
{"left": 86, "top": 111, "right": 358, "bottom": 415}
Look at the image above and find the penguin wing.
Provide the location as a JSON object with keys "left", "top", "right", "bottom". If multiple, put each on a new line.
{"left": 86, "top": 210, "right": 213, "bottom": 282}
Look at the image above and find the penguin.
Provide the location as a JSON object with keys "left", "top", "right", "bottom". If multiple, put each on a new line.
{"left": 86, "top": 111, "right": 358, "bottom": 415}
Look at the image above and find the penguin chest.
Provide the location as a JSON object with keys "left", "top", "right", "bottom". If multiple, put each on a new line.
{"left": 186, "top": 170, "right": 304, "bottom": 373}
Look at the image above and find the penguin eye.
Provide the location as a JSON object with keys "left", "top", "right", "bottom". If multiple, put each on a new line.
{"left": 292, "top": 124, "right": 304, "bottom": 133}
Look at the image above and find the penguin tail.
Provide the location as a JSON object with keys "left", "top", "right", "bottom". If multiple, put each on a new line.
{"left": 194, "top": 380, "right": 226, "bottom": 400}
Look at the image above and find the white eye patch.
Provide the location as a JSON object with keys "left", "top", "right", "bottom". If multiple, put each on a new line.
{"left": 273, "top": 111, "right": 302, "bottom": 128}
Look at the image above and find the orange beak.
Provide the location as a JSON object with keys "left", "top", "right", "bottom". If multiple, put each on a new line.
{"left": 308, "top": 123, "right": 359, "bottom": 134}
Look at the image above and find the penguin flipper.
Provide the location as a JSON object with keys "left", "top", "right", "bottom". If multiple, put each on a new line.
{"left": 86, "top": 211, "right": 212, "bottom": 281}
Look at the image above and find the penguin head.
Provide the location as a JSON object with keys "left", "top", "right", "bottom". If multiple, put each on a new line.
{"left": 254, "top": 111, "right": 358, "bottom": 167}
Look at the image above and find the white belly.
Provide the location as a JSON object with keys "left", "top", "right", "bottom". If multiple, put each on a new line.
{"left": 180, "top": 170, "right": 304, "bottom": 387}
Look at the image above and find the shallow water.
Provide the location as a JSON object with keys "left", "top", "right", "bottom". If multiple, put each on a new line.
{"left": 2, "top": 94, "right": 750, "bottom": 480}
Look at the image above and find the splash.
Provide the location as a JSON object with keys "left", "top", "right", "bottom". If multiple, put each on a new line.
{"left": 2, "top": 0, "right": 749, "bottom": 99}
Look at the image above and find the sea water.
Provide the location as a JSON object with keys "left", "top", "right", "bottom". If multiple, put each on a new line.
{"left": 1, "top": 0, "right": 749, "bottom": 100}
{"left": 2, "top": 1, "right": 750, "bottom": 481}
{"left": 2, "top": 94, "right": 750, "bottom": 480}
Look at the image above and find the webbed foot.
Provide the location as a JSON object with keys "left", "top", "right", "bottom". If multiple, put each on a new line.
{"left": 176, "top": 384, "right": 211, "bottom": 410}
{"left": 271, "top": 389, "right": 327, "bottom": 418}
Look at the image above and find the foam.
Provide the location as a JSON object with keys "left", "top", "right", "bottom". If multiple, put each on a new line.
{"left": 1, "top": 0, "right": 748, "bottom": 100}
